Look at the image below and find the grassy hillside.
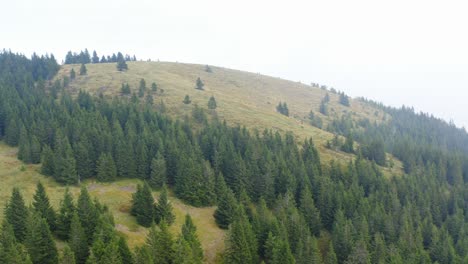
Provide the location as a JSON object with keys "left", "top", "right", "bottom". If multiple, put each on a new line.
{"left": 0, "top": 142, "right": 224, "bottom": 263}
{"left": 58, "top": 61, "right": 402, "bottom": 176}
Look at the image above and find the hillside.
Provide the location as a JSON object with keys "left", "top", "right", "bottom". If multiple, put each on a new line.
{"left": 57, "top": 61, "right": 403, "bottom": 176}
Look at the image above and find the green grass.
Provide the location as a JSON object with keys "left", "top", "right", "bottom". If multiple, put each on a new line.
{"left": 0, "top": 142, "right": 224, "bottom": 263}
{"left": 58, "top": 61, "right": 402, "bottom": 176}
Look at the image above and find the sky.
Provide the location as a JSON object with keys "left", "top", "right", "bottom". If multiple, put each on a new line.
{"left": 2, "top": 0, "right": 468, "bottom": 128}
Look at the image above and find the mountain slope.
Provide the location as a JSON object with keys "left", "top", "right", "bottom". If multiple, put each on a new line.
{"left": 57, "top": 61, "right": 403, "bottom": 176}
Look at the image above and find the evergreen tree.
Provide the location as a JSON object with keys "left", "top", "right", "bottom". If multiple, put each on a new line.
{"left": 183, "top": 95, "right": 192, "bottom": 104}
{"left": 5, "top": 187, "right": 29, "bottom": 242}
{"left": 96, "top": 153, "right": 117, "bottom": 182}
{"left": 214, "top": 176, "right": 238, "bottom": 229}
{"left": 131, "top": 183, "right": 155, "bottom": 227}
{"left": 224, "top": 207, "right": 258, "bottom": 264}
{"left": 100, "top": 56, "right": 107, "bottom": 63}
{"left": 339, "top": 92, "right": 350, "bottom": 107}
{"left": 92, "top": 51, "right": 99, "bottom": 64}
{"left": 69, "top": 212, "right": 89, "bottom": 264}
{"left": 205, "top": 65, "right": 212, "bottom": 73}
{"left": 56, "top": 188, "right": 75, "bottom": 240}
{"left": 118, "top": 237, "right": 133, "bottom": 264}
{"left": 145, "top": 94, "right": 153, "bottom": 105}
{"left": 54, "top": 132, "right": 78, "bottom": 184}
{"left": 208, "top": 96, "right": 217, "bottom": 109}
{"left": 154, "top": 185, "right": 175, "bottom": 225}
{"left": 117, "top": 59, "right": 128, "bottom": 71}
{"left": 0, "top": 220, "right": 33, "bottom": 264}
{"left": 195, "top": 77, "right": 204, "bottom": 90}
{"left": 266, "top": 233, "right": 295, "bottom": 264}
{"left": 341, "top": 134, "right": 354, "bottom": 153}
{"left": 26, "top": 216, "right": 58, "bottom": 264}
{"left": 138, "top": 78, "right": 146, "bottom": 97}
{"left": 121, "top": 83, "right": 131, "bottom": 95}
{"left": 325, "top": 242, "right": 338, "bottom": 264}
{"left": 32, "top": 182, "right": 56, "bottom": 231}
{"left": 151, "top": 82, "right": 158, "bottom": 92}
{"left": 173, "top": 238, "right": 198, "bottom": 264}
{"left": 18, "top": 125, "right": 31, "bottom": 163}
{"left": 77, "top": 187, "right": 99, "bottom": 245}
{"left": 149, "top": 152, "right": 167, "bottom": 189}
{"left": 30, "top": 136, "right": 42, "bottom": 164}
{"left": 41, "top": 145, "right": 55, "bottom": 176}
{"left": 70, "top": 69, "right": 76, "bottom": 80}
{"left": 299, "top": 185, "right": 321, "bottom": 236}
{"left": 180, "top": 214, "right": 204, "bottom": 262}
{"left": 134, "top": 246, "right": 153, "bottom": 264}
{"left": 319, "top": 99, "right": 328, "bottom": 115}
{"left": 60, "top": 245, "right": 76, "bottom": 264}
{"left": 79, "top": 64, "right": 87, "bottom": 75}
{"left": 146, "top": 221, "right": 174, "bottom": 264}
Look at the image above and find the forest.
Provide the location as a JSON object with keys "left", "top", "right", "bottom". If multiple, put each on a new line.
{"left": 0, "top": 50, "right": 467, "bottom": 263}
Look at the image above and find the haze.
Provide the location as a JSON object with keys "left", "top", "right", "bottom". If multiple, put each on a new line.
{"left": 3, "top": 0, "right": 467, "bottom": 128}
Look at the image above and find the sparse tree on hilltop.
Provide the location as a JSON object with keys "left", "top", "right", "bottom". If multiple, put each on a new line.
{"left": 208, "top": 96, "right": 217, "bottom": 109}
{"left": 183, "top": 95, "right": 191, "bottom": 104}
{"left": 195, "top": 77, "right": 204, "bottom": 90}
{"left": 79, "top": 64, "right": 87, "bottom": 75}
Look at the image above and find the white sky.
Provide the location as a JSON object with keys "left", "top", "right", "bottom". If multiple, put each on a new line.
{"left": 2, "top": 0, "right": 468, "bottom": 128}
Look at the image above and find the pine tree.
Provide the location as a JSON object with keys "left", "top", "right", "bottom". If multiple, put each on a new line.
{"left": 151, "top": 82, "right": 158, "bottom": 92}
{"left": 149, "top": 152, "right": 167, "bottom": 189}
{"left": 121, "top": 83, "right": 131, "bottom": 95}
{"left": 118, "top": 237, "right": 133, "bottom": 264}
{"left": 131, "top": 183, "right": 155, "bottom": 227}
{"left": 96, "top": 153, "right": 117, "bottom": 182}
{"left": 30, "top": 136, "right": 42, "bottom": 164}
{"left": 173, "top": 238, "right": 198, "bottom": 264}
{"left": 138, "top": 78, "right": 146, "bottom": 97}
{"left": 214, "top": 176, "right": 238, "bottom": 229}
{"left": 0, "top": 220, "right": 33, "bottom": 264}
{"left": 70, "top": 69, "right": 76, "bottom": 80}
{"left": 54, "top": 132, "right": 78, "bottom": 185}
{"left": 154, "top": 185, "right": 175, "bottom": 225}
{"left": 32, "top": 182, "right": 56, "bottom": 231}
{"left": 208, "top": 96, "right": 217, "bottom": 109}
{"left": 69, "top": 212, "right": 89, "bottom": 264}
{"left": 266, "top": 233, "right": 295, "bottom": 264}
{"left": 195, "top": 77, "right": 204, "bottom": 90}
{"left": 5, "top": 188, "right": 29, "bottom": 242}
{"left": 92, "top": 51, "right": 99, "bottom": 64}
{"left": 183, "top": 95, "right": 192, "bottom": 104}
{"left": 299, "top": 185, "right": 321, "bottom": 236}
{"left": 224, "top": 206, "right": 258, "bottom": 264}
{"left": 341, "top": 134, "right": 354, "bottom": 153}
{"left": 41, "top": 145, "right": 56, "bottom": 176}
{"left": 26, "top": 216, "right": 58, "bottom": 264}
{"left": 60, "top": 245, "right": 76, "bottom": 264}
{"left": 325, "top": 242, "right": 338, "bottom": 264}
{"left": 146, "top": 221, "right": 174, "bottom": 264}
{"left": 117, "top": 59, "right": 128, "bottom": 71}
{"left": 18, "top": 125, "right": 31, "bottom": 163}
{"left": 180, "top": 214, "right": 204, "bottom": 262}
{"left": 56, "top": 188, "right": 75, "bottom": 240}
{"left": 134, "top": 246, "right": 153, "bottom": 264}
{"left": 79, "top": 64, "right": 87, "bottom": 75}
{"left": 77, "top": 187, "right": 99, "bottom": 245}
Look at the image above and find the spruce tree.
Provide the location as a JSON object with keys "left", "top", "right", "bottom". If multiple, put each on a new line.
{"left": 5, "top": 187, "right": 29, "bottom": 242}
{"left": 0, "top": 220, "right": 33, "bottom": 264}
{"left": 69, "top": 212, "right": 89, "bottom": 264}
{"left": 224, "top": 206, "right": 258, "bottom": 264}
{"left": 118, "top": 237, "right": 133, "bottom": 264}
{"left": 96, "top": 153, "right": 117, "bottom": 182}
{"left": 131, "top": 183, "right": 155, "bottom": 227}
{"left": 30, "top": 136, "right": 42, "bottom": 164}
{"left": 25, "top": 216, "right": 58, "bottom": 264}
{"left": 70, "top": 69, "right": 76, "bottom": 80}
{"left": 154, "top": 185, "right": 175, "bottom": 225}
{"left": 173, "top": 238, "right": 198, "bottom": 264}
{"left": 208, "top": 96, "right": 217, "bottom": 109}
{"left": 134, "top": 246, "right": 153, "bottom": 264}
{"left": 77, "top": 187, "right": 99, "bottom": 245}
{"left": 92, "top": 51, "right": 99, "bottom": 64}
{"left": 299, "top": 185, "right": 321, "bottom": 236}
{"left": 60, "top": 245, "right": 76, "bottom": 264}
{"left": 54, "top": 132, "right": 78, "bottom": 185}
{"left": 18, "top": 125, "right": 31, "bottom": 163}
{"left": 325, "top": 242, "right": 338, "bottom": 264}
{"left": 79, "top": 64, "right": 87, "bottom": 75}
{"left": 151, "top": 82, "right": 157, "bottom": 92}
{"left": 146, "top": 221, "right": 174, "bottom": 264}
{"left": 214, "top": 176, "right": 238, "bottom": 229}
{"left": 117, "top": 59, "right": 128, "bottom": 71}
{"left": 181, "top": 214, "right": 204, "bottom": 262}
{"left": 56, "top": 188, "right": 76, "bottom": 240}
{"left": 138, "top": 78, "right": 146, "bottom": 97}
{"left": 32, "top": 182, "right": 57, "bottom": 231}
{"left": 41, "top": 145, "right": 56, "bottom": 176}
{"left": 183, "top": 95, "right": 191, "bottom": 104}
{"left": 195, "top": 77, "right": 204, "bottom": 90}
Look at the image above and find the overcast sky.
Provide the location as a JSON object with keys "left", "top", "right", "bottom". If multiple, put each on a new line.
{"left": 3, "top": 0, "right": 468, "bottom": 128}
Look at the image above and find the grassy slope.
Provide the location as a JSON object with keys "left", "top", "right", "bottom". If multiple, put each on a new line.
{"left": 58, "top": 61, "right": 403, "bottom": 176}
{"left": 0, "top": 143, "right": 224, "bottom": 263}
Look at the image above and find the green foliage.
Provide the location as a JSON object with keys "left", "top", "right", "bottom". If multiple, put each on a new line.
{"left": 195, "top": 77, "right": 204, "bottom": 90}
{"left": 146, "top": 221, "right": 174, "bottom": 264}
{"left": 151, "top": 82, "right": 157, "bottom": 92}
{"left": 77, "top": 187, "right": 99, "bottom": 245}
{"left": 183, "top": 95, "right": 192, "bottom": 104}
{"left": 361, "top": 138, "right": 386, "bottom": 166}
{"left": 117, "top": 59, "right": 128, "bottom": 71}
{"left": 120, "top": 83, "right": 131, "bottom": 95}
{"left": 131, "top": 183, "right": 155, "bottom": 227}
{"left": 79, "top": 64, "right": 87, "bottom": 75}
{"left": 138, "top": 78, "right": 146, "bottom": 97}
{"left": 276, "top": 102, "right": 289, "bottom": 116}
{"left": 117, "top": 237, "right": 133, "bottom": 264}
{"left": 32, "top": 182, "right": 57, "bottom": 231}
{"left": 299, "top": 186, "right": 321, "bottom": 236}
{"left": 149, "top": 152, "right": 167, "bottom": 189}
{"left": 5, "top": 188, "right": 29, "bottom": 242}
{"left": 208, "top": 96, "right": 217, "bottom": 109}
{"left": 224, "top": 206, "right": 258, "bottom": 264}
{"left": 319, "top": 95, "right": 329, "bottom": 115}
{"left": 154, "top": 185, "right": 175, "bottom": 225}
{"left": 25, "top": 216, "right": 58, "bottom": 264}
{"left": 0, "top": 220, "right": 33, "bottom": 264}
{"left": 96, "top": 153, "right": 117, "bottom": 182}
{"left": 214, "top": 176, "right": 238, "bottom": 229}
{"left": 180, "top": 214, "right": 204, "bottom": 262}
{"left": 69, "top": 212, "right": 89, "bottom": 264}
{"left": 70, "top": 68, "right": 76, "bottom": 80}
{"left": 308, "top": 111, "right": 323, "bottom": 128}
{"left": 341, "top": 134, "right": 354, "bottom": 153}
{"left": 339, "top": 91, "right": 350, "bottom": 106}
{"left": 53, "top": 132, "right": 78, "bottom": 184}
{"left": 56, "top": 188, "right": 75, "bottom": 240}
{"left": 61, "top": 245, "right": 76, "bottom": 264}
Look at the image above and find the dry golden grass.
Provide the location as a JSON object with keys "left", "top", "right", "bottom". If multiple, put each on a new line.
{"left": 57, "top": 61, "right": 402, "bottom": 175}
{"left": 0, "top": 142, "right": 224, "bottom": 264}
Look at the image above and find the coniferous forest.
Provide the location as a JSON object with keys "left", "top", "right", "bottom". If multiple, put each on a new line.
{"left": 0, "top": 50, "right": 467, "bottom": 263}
